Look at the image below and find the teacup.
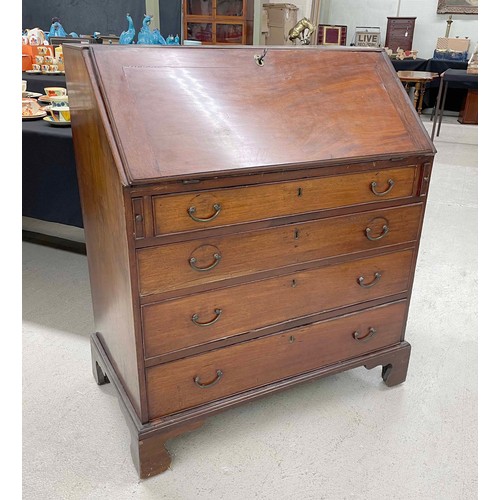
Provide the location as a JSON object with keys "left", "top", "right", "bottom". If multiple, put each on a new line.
{"left": 50, "top": 105, "right": 71, "bottom": 123}
{"left": 22, "top": 80, "right": 27, "bottom": 93}
{"left": 41, "top": 64, "right": 50, "bottom": 73}
{"left": 37, "top": 46, "right": 49, "bottom": 55}
{"left": 50, "top": 65, "right": 59, "bottom": 72}
{"left": 49, "top": 95, "right": 69, "bottom": 108}
{"left": 35, "top": 55, "right": 44, "bottom": 65}
{"left": 22, "top": 98, "right": 42, "bottom": 117}
{"left": 32, "top": 64, "right": 41, "bottom": 71}
{"left": 44, "top": 87, "right": 67, "bottom": 97}
{"left": 44, "top": 55, "right": 54, "bottom": 64}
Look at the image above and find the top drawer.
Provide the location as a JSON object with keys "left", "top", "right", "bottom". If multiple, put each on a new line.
{"left": 150, "top": 166, "right": 418, "bottom": 236}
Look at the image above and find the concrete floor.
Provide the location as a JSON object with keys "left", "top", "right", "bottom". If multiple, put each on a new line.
{"left": 22, "top": 116, "right": 478, "bottom": 499}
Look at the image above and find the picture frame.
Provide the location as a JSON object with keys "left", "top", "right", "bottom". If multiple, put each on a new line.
{"left": 437, "top": 0, "right": 478, "bottom": 15}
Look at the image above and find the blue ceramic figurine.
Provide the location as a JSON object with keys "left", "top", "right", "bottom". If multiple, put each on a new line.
{"left": 119, "top": 13, "right": 135, "bottom": 44}
{"left": 119, "top": 14, "right": 172, "bottom": 45}
{"left": 48, "top": 18, "right": 78, "bottom": 38}
{"left": 137, "top": 15, "right": 155, "bottom": 44}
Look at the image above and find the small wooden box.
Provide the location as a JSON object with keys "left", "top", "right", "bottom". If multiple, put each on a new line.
{"left": 318, "top": 24, "right": 347, "bottom": 46}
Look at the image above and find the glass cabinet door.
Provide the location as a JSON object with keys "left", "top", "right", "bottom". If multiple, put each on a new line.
{"left": 186, "top": 22, "right": 213, "bottom": 42}
{"left": 184, "top": 0, "right": 247, "bottom": 45}
{"left": 216, "top": 0, "right": 244, "bottom": 17}
{"left": 187, "top": 0, "right": 213, "bottom": 16}
{"left": 216, "top": 23, "right": 243, "bottom": 43}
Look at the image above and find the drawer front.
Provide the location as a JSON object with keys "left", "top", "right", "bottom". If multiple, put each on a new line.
{"left": 146, "top": 301, "right": 407, "bottom": 418}
{"left": 137, "top": 204, "right": 422, "bottom": 297}
{"left": 142, "top": 249, "right": 414, "bottom": 358}
{"left": 151, "top": 166, "right": 418, "bottom": 236}
{"left": 388, "top": 19, "right": 415, "bottom": 27}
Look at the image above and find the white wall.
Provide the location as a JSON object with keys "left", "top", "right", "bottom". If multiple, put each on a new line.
{"left": 319, "top": 0, "right": 477, "bottom": 58}
{"left": 253, "top": 0, "right": 315, "bottom": 45}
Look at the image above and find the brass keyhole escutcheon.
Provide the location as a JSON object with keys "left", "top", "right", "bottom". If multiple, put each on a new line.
{"left": 294, "top": 229, "right": 299, "bottom": 239}
{"left": 297, "top": 187, "right": 303, "bottom": 197}
{"left": 291, "top": 279, "right": 297, "bottom": 288}
{"left": 289, "top": 335, "right": 296, "bottom": 343}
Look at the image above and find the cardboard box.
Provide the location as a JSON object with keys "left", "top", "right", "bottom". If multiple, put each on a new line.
{"left": 436, "top": 37, "right": 470, "bottom": 52}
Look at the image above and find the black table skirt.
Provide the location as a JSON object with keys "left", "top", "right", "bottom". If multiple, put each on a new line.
{"left": 390, "top": 58, "right": 427, "bottom": 72}
{"left": 422, "top": 59, "right": 469, "bottom": 111}
{"left": 22, "top": 118, "right": 83, "bottom": 228}
{"left": 23, "top": 72, "right": 67, "bottom": 94}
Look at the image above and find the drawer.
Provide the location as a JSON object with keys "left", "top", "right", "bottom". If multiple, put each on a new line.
{"left": 388, "top": 19, "right": 415, "bottom": 27}
{"left": 150, "top": 166, "right": 418, "bottom": 236}
{"left": 137, "top": 204, "right": 422, "bottom": 297}
{"left": 146, "top": 301, "right": 407, "bottom": 418}
{"left": 142, "top": 249, "right": 414, "bottom": 358}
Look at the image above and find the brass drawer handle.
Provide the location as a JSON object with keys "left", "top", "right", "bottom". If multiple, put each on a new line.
{"left": 371, "top": 179, "right": 395, "bottom": 196}
{"left": 365, "top": 224, "right": 389, "bottom": 241}
{"left": 353, "top": 327, "right": 377, "bottom": 342}
{"left": 188, "top": 203, "right": 222, "bottom": 223}
{"left": 189, "top": 253, "right": 222, "bottom": 272}
{"left": 194, "top": 369, "right": 223, "bottom": 389}
{"left": 192, "top": 308, "right": 222, "bottom": 327}
{"left": 357, "top": 272, "right": 382, "bottom": 288}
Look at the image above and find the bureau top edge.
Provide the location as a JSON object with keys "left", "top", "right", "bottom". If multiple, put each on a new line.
{"left": 64, "top": 45, "right": 435, "bottom": 187}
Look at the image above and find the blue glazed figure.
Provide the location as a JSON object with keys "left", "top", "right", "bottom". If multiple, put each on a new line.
{"left": 48, "top": 18, "right": 78, "bottom": 38}
{"left": 119, "top": 13, "right": 135, "bottom": 44}
{"left": 137, "top": 15, "right": 155, "bottom": 44}
{"left": 152, "top": 28, "right": 167, "bottom": 45}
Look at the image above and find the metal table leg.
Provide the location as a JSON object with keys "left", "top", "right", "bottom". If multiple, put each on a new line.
{"left": 436, "top": 81, "right": 449, "bottom": 138}
{"left": 431, "top": 75, "right": 444, "bottom": 141}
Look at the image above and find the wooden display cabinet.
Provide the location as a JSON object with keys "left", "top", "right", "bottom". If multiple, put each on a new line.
{"left": 385, "top": 17, "right": 416, "bottom": 52}
{"left": 183, "top": 0, "right": 253, "bottom": 44}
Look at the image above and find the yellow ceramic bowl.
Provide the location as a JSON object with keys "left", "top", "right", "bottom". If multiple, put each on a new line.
{"left": 49, "top": 106, "right": 71, "bottom": 123}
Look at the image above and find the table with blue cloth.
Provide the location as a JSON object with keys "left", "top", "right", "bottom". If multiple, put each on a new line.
{"left": 431, "top": 69, "right": 478, "bottom": 141}
{"left": 23, "top": 72, "right": 66, "bottom": 94}
{"left": 22, "top": 72, "right": 83, "bottom": 228}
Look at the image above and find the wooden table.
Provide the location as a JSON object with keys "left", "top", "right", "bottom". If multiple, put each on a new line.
{"left": 397, "top": 70, "right": 440, "bottom": 114}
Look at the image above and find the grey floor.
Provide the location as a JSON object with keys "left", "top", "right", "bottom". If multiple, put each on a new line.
{"left": 22, "top": 116, "right": 478, "bottom": 500}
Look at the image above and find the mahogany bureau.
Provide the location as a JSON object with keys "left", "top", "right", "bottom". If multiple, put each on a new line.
{"left": 64, "top": 44, "right": 435, "bottom": 479}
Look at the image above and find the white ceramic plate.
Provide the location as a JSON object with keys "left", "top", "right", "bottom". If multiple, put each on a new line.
{"left": 25, "top": 70, "right": 41, "bottom": 74}
{"left": 22, "top": 111, "right": 47, "bottom": 120}
{"left": 43, "top": 116, "right": 71, "bottom": 127}
{"left": 23, "top": 91, "right": 43, "bottom": 98}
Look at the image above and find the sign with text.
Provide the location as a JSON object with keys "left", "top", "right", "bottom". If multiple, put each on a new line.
{"left": 354, "top": 27, "right": 381, "bottom": 47}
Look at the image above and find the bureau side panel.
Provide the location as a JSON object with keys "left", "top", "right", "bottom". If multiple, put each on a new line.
{"left": 64, "top": 47, "right": 145, "bottom": 420}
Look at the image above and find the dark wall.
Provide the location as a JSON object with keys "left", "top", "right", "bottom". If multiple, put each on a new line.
{"left": 22, "top": 0, "right": 147, "bottom": 37}
{"left": 22, "top": 0, "right": 182, "bottom": 39}
{"left": 159, "top": 0, "right": 182, "bottom": 39}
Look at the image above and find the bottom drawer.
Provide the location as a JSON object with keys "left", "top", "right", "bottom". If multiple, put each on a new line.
{"left": 146, "top": 301, "right": 407, "bottom": 418}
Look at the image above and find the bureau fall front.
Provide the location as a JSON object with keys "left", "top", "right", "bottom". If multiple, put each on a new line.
{"left": 64, "top": 44, "right": 435, "bottom": 479}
